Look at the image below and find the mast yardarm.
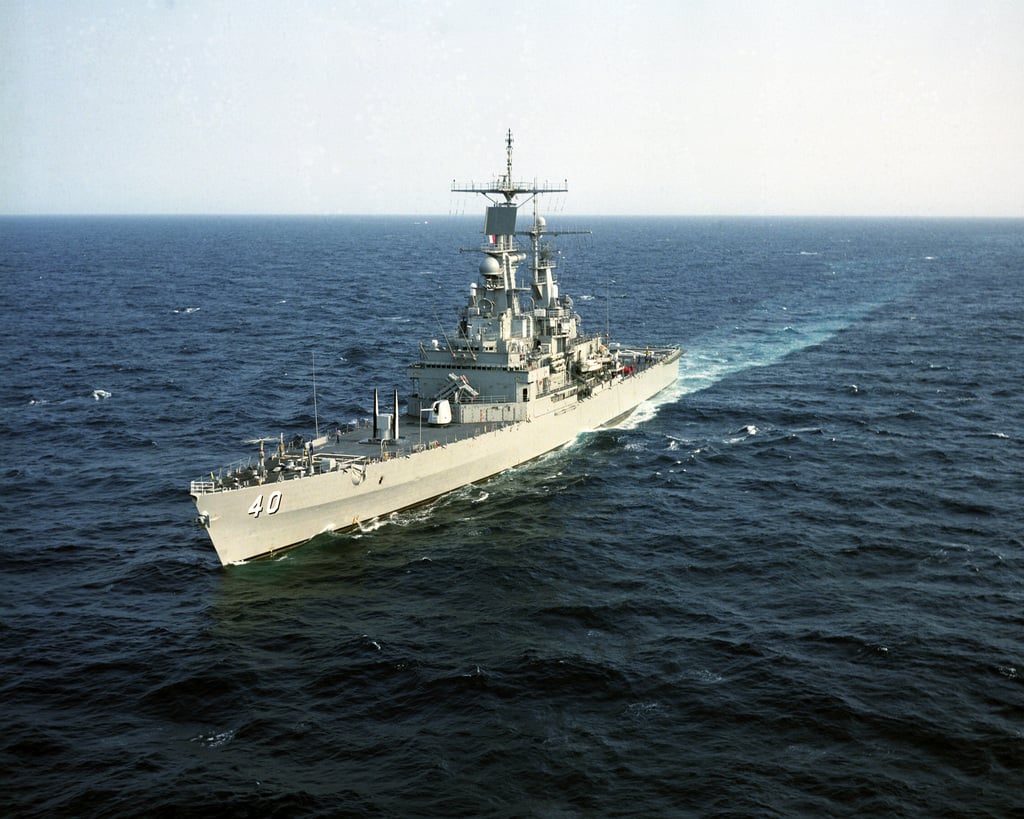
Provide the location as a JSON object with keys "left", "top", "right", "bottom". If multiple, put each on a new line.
{"left": 451, "top": 130, "right": 568, "bottom": 203}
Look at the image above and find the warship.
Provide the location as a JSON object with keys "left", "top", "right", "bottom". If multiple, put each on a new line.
{"left": 191, "top": 133, "right": 682, "bottom": 565}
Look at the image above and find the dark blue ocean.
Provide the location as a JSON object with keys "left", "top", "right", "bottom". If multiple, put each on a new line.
{"left": 1, "top": 215, "right": 1022, "bottom": 817}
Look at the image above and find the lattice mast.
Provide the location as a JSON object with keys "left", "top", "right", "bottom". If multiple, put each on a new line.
{"left": 451, "top": 130, "right": 581, "bottom": 317}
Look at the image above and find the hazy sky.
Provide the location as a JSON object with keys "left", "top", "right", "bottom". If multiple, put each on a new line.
{"left": 3, "top": 0, "right": 1022, "bottom": 216}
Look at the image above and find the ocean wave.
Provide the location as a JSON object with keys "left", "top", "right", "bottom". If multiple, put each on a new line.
{"left": 190, "top": 728, "right": 235, "bottom": 748}
{"left": 4, "top": 216, "right": 1021, "bottom": 819}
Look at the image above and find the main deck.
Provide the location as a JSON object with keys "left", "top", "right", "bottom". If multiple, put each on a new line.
{"left": 191, "top": 345, "right": 680, "bottom": 499}
{"left": 189, "top": 414, "right": 514, "bottom": 497}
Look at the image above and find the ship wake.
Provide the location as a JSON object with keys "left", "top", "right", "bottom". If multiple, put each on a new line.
{"left": 616, "top": 308, "right": 876, "bottom": 430}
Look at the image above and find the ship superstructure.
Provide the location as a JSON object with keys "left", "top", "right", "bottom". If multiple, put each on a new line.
{"left": 191, "top": 133, "right": 681, "bottom": 565}
{"left": 411, "top": 132, "right": 615, "bottom": 426}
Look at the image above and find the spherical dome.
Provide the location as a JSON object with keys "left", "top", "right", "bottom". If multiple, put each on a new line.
{"left": 479, "top": 256, "right": 501, "bottom": 276}
{"left": 536, "top": 216, "right": 547, "bottom": 229}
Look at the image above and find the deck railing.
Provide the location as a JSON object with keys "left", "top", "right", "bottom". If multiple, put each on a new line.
{"left": 189, "top": 420, "right": 522, "bottom": 496}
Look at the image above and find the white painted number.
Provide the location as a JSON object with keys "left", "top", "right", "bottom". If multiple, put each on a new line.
{"left": 247, "top": 491, "right": 283, "bottom": 518}
{"left": 267, "top": 491, "right": 282, "bottom": 515}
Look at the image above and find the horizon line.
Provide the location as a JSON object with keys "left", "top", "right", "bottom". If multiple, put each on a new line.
{"left": 3, "top": 212, "right": 1023, "bottom": 221}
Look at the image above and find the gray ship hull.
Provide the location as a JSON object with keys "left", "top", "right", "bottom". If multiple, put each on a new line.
{"left": 193, "top": 353, "right": 679, "bottom": 565}
{"left": 191, "top": 134, "right": 683, "bottom": 566}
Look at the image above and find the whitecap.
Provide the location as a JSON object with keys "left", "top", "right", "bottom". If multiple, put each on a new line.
{"left": 92, "top": 389, "right": 112, "bottom": 400}
{"left": 724, "top": 425, "right": 758, "bottom": 445}
{"left": 471, "top": 490, "right": 489, "bottom": 504}
{"left": 625, "top": 702, "right": 663, "bottom": 719}
{"left": 191, "top": 728, "right": 236, "bottom": 749}
{"left": 390, "top": 505, "right": 440, "bottom": 528}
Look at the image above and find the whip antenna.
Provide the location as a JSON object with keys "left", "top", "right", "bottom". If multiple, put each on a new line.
{"left": 312, "top": 352, "right": 320, "bottom": 439}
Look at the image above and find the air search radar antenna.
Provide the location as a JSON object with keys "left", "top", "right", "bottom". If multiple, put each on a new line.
{"left": 452, "top": 129, "right": 568, "bottom": 205}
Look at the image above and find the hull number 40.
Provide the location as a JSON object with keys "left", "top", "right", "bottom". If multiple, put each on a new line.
{"left": 248, "top": 491, "right": 282, "bottom": 518}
